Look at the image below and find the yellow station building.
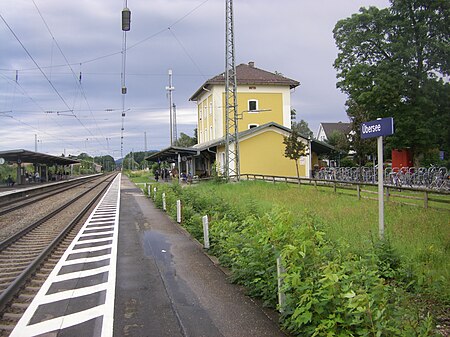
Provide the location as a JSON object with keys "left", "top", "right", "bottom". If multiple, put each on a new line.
{"left": 148, "top": 61, "right": 332, "bottom": 178}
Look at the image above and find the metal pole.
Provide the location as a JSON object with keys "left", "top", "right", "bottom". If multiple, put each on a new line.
{"left": 225, "top": 0, "right": 240, "bottom": 181}
{"left": 202, "top": 215, "right": 210, "bottom": 249}
{"left": 177, "top": 153, "right": 181, "bottom": 183}
{"left": 277, "top": 256, "right": 286, "bottom": 312}
{"left": 166, "top": 69, "right": 175, "bottom": 146}
{"left": 173, "top": 103, "right": 178, "bottom": 142}
{"left": 144, "top": 132, "right": 148, "bottom": 169}
{"left": 377, "top": 136, "right": 384, "bottom": 239}
{"left": 177, "top": 200, "right": 182, "bottom": 223}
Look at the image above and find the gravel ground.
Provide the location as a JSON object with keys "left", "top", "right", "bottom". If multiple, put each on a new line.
{"left": 0, "top": 176, "right": 109, "bottom": 242}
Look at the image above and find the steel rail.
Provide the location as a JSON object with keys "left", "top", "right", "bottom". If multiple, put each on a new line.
{"left": 0, "top": 174, "right": 112, "bottom": 251}
{"left": 0, "top": 176, "right": 100, "bottom": 215}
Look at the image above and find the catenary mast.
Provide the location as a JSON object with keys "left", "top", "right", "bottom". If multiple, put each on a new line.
{"left": 224, "top": 0, "right": 240, "bottom": 181}
{"left": 120, "top": 1, "right": 131, "bottom": 161}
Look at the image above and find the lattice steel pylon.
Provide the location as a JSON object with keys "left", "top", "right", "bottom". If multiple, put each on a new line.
{"left": 225, "top": 0, "right": 240, "bottom": 181}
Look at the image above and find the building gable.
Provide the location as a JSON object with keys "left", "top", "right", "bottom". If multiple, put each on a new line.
{"left": 316, "top": 122, "right": 351, "bottom": 141}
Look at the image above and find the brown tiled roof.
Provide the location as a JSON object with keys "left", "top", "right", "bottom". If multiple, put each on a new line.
{"left": 190, "top": 62, "right": 300, "bottom": 101}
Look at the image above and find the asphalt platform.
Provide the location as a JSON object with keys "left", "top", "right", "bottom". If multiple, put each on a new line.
{"left": 115, "top": 175, "right": 289, "bottom": 337}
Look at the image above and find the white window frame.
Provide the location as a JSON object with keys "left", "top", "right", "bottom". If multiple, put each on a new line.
{"left": 248, "top": 123, "right": 259, "bottom": 129}
{"left": 248, "top": 99, "right": 259, "bottom": 113}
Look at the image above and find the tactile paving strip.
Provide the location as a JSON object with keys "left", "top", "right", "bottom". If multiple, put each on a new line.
{"left": 10, "top": 174, "right": 121, "bottom": 337}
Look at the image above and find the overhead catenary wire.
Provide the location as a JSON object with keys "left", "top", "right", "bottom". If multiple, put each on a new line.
{"left": 0, "top": 13, "right": 73, "bottom": 113}
{"left": 1, "top": 0, "right": 212, "bottom": 156}
{"left": 0, "top": 11, "right": 106, "bottom": 155}
{"left": 1, "top": 0, "right": 211, "bottom": 74}
{"left": 0, "top": 70, "right": 82, "bottom": 152}
{"left": 168, "top": 27, "right": 207, "bottom": 80}
{"left": 31, "top": 0, "right": 108, "bottom": 152}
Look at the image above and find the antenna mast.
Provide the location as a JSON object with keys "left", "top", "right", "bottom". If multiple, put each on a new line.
{"left": 225, "top": 0, "right": 239, "bottom": 181}
{"left": 173, "top": 103, "right": 178, "bottom": 142}
{"left": 166, "top": 69, "right": 175, "bottom": 146}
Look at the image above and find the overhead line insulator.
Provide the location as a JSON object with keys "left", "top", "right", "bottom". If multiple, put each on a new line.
{"left": 122, "top": 8, "right": 131, "bottom": 31}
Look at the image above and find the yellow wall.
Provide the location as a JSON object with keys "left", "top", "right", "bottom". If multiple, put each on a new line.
{"left": 239, "top": 129, "right": 306, "bottom": 177}
{"left": 198, "top": 94, "right": 214, "bottom": 142}
{"left": 222, "top": 92, "right": 283, "bottom": 135}
{"left": 311, "top": 152, "right": 319, "bottom": 167}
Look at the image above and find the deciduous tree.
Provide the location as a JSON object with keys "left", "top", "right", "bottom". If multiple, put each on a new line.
{"left": 333, "top": 1, "right": 450, "bottom": 166}
{"left": 283, "top": 130, "right": 309, "bottom": 183}
{"left": 173, "top": 132, "right": 197, "bottom": 147}
{"left": 292, "top": 119, "right": 314, "bottom": 139}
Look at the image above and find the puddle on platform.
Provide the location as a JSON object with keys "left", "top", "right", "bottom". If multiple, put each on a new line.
{"left": 142, "top": 230, "right": 172, "bottom": 263}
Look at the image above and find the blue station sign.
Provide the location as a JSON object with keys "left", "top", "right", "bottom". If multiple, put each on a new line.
{"left": 361, "top": 117, "right": 394, "bottom": 139}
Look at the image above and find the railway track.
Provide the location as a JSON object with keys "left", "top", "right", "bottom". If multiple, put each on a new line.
{"left": 0, "top": 173, "right": 117, "bottom": 336}
{"left": 0, "top": 175, "right": 99, "bottom": 216}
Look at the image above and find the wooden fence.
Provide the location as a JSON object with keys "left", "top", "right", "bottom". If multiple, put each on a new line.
{"left": 238, "top": 174, "right": 450, "bottom": 211}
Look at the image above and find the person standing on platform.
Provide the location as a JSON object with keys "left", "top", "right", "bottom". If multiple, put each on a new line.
{"left": 6, "top": 175, "right": 15, "bottom": 187}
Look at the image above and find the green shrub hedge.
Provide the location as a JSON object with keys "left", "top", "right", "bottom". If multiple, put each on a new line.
{"left": 141, "top": 182, "right": 437, "bottom": 336}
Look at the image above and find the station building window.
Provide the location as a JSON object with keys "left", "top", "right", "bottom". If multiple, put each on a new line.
{"left": 248, "top": 99, "right": 258, "bottom": 112}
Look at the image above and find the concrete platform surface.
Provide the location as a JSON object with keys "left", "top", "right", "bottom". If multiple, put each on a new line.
{"left": 115, "top": 175, "right": 289, "bottom": 337}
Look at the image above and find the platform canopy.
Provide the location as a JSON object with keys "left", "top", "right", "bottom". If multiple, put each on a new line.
{"left": 0, "top": 149, "right": 79, "bottom": 166}
{"left": 145, "top": 146, "right": 199, "bottom": 163}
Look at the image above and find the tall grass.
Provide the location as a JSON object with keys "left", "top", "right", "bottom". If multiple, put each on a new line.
{"left": 180, "top": 180, "right": 449, "bottom": 300}
{"left": 130, "top": 173, "right": 449, "bottom": 334}
{"left": 129, "top": 174, "right": 450, "bottom": 304}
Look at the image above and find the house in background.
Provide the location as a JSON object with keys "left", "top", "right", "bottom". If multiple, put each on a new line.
{"left": 147, "top": 61, "right": 333, "bottom": 178}
{"left": 316, "top": 122, "right": 351, "bottom": 142}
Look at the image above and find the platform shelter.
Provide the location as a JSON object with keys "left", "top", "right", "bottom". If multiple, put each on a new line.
{"left": 0, "top": 149, "right": 79, "bottom": 185}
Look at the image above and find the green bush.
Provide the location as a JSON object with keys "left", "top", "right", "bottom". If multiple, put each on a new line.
{"left": 146, "top": 181, "right": 439, "bottom": 336}
{"left": 340, "top": 156, "right": 356, "bottom": 167}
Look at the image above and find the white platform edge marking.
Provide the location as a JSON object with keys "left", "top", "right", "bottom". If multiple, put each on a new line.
{"left": 12, "top": 305, "right": 107, "bottom": 336}
{"left": 52, "top": 265, "right": 111, "bottom": 283}
{"left": 38, "top": 282, "right": 109, "bottom": 305}
{"left": 68, "top": 244, "right": 113, "bottom": 254}
{"left": 10, "top": 174, "right": 121, "bottom": 337}
{"left": 61, "top": 254, "right": 112, "bottom": 266}
{"left": 74, "top": 237, "right": 114, "bottom": 245}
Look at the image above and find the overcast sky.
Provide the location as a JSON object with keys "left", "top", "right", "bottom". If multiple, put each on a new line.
{"left": 0, "top": 0, "right": 390, "bottom": 159}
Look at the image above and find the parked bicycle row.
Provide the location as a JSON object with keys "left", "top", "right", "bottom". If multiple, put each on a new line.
{"left": 314, "top": 166, "right": 450, "bottom": 191}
